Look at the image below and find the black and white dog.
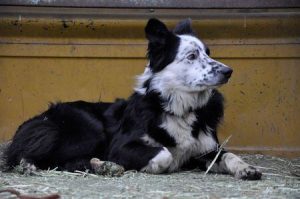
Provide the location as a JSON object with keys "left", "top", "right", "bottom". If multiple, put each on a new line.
{"left": 5, "top": 19, "right": 261, "bottom": 180}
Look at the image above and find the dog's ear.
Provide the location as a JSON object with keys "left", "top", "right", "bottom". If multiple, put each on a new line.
{"left": 145, "top": 18, "right": 179, "bottom": 72}
{"left": 145, "top": 18, "right": 169, "bottom": 44}
{"left": 173, "top": 18, "right": 194, "bottom": 35}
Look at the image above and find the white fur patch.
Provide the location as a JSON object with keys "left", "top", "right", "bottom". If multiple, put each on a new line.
{"left": 160, "top": 113, "right": 218, "bottom": 172}
{"left": 205, "top": 153, "right": 248, "bottom": 174}
{"left": 134, "top": 66, "right": 213, "bottom": 116}
{"left": 151, "top": 75, "right": 213, "bottom": 116}
{"left": 221, "top": 152, "right": 249, "bottom": 174}
{"left": 134, "top": 65, "right": 153, "bottom": 94}
{"left": 141, "top": 147, "right": 173, "bottom": 174}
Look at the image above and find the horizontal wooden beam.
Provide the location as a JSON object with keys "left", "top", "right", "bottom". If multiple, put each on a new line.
{"left": 1, "top": 0, "right": 300, "bottom": 9}
{"left": 0, "top": 43, "right": 299, "bottom": 58}
{"left": 227, "top": 146, "right": 300, "bottom": 158}
{"left": 0, "top": 8, "right": 299, "bottom": 44}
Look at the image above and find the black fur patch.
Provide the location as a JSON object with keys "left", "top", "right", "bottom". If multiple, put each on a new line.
{"left": 205, "top": 47, "right": 210, "bottom": 56}
{"left": 145, "top": 18, "right": 180, "bottom": 72}
{"left": 104, "top": 91, "right": 176, "bottom": 170}
{"left": 191, "top": 90, "right": 224, "bottom": 140}
{"left": 173, "top": 18, "right": 195, "bottom": 36}
{"left": 5, "top": 101, "right": 110, "bottom": 171}
{"left": 182, "top": 150, "right": 227, "bottom": 171}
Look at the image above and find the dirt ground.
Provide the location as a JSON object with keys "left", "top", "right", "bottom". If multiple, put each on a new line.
{"left": 0, "top": 143, "right": 299, "bottom": 199}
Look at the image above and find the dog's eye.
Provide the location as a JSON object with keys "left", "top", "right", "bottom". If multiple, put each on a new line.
{"left": 187, "top": 53, "right": 197, "bottom": 60}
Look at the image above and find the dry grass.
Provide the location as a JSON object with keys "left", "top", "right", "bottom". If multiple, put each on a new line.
{"left": 0, "top": 143, "right": 299, "bottom": 199}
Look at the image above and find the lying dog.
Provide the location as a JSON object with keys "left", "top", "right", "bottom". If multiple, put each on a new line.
{"left": 5, "top": 18, "right": 261, "bottom": 180}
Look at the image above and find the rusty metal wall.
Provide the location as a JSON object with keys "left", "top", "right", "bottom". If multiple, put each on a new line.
{"left": 0, "top": 6, "right": 299, "bottom": 157}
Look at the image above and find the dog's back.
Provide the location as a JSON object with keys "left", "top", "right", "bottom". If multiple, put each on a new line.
{"left": 5, "top": 101, "right": 113, "bottom": 171}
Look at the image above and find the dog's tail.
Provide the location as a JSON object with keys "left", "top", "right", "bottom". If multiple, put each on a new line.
{"left": 4, "top": 102, "right": 109, "bottom": 171}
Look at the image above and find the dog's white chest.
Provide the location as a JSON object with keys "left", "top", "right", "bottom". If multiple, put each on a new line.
{"left": 160, "top": 113, "right": 217, "bottom": 171}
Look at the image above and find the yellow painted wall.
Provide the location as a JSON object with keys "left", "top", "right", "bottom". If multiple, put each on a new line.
{"left": 0, "top": 6, "right": 299, "bottom": 157}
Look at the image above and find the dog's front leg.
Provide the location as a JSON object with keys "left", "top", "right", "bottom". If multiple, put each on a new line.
{"left": 141, "top": 147, "right": 173, "bottom": 174}
{"left": 108, "top": 140, "right": 173, "bottom": 174}
{"left": 204, "top": 151, "right": 262, "bottom": 180}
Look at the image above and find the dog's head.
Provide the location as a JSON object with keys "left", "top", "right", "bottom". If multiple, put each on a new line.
{"left": 142, "top": 18, "right": 232, "bottom": 93}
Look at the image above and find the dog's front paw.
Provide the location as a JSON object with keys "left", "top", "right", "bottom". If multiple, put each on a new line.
{"left": 235, "top": 165, "right": 262, "bottom": 180}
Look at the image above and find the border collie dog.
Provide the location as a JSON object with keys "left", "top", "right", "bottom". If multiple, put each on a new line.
{"left": 5, "top": 19, "right": 261, "bottom": 180}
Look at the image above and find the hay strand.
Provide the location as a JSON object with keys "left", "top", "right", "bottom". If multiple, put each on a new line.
{"left": 263, "top": 172, "right": 300, "bottom": 179}
{"left": 205, "top": 135, "right": 232, "bottom": 175}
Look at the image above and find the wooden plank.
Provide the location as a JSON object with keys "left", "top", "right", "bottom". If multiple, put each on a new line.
{"left": 1, "top": 0, "right": 300, "bottom": 9}
{"left": 0, "top": 43, "right": 299, "bottom": 58}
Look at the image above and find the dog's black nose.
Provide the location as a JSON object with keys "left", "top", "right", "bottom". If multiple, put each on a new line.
{"left": 220, "top": 67, "right": 233, "bottom": 79}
